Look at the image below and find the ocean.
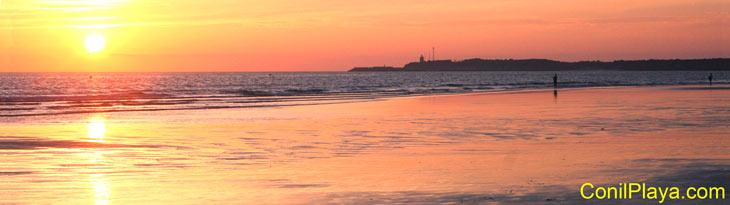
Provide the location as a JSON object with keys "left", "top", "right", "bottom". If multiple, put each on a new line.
{"left": 1, "top": 71, "right": 726, "bottom": 118}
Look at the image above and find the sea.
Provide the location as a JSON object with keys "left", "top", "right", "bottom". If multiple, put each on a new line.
{"left": 1, "top": 71, "right": 726, "bottom": 118}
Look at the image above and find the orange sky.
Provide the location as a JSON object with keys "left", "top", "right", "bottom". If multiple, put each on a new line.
{"left": 1, "top": 0, "right": 728, "bottom": 72}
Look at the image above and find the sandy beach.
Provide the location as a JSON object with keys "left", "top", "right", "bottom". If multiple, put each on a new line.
{"left": 1, "top": 85, "right": 729, "bottom": 204}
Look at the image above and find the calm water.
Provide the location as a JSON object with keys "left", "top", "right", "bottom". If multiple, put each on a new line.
{"left": 1, "top": 71, "right": 726, "bottom": 118}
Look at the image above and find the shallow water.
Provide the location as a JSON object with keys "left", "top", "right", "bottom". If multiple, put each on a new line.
{"left": 2, "top": 71, "right": 727, "bottom": 118}
{"left": 1, "top": 85, "right": 729, "bottom": 204}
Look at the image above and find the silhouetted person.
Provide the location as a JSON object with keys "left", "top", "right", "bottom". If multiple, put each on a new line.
{"left": 709, "top": 73, "right": 713, "bottom": 85}
{"left": 553, "top": 74, "right": 558, "bottom": 88}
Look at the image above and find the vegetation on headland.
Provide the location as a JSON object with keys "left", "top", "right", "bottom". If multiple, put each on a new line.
{"left": 349, "top": 58, "right": 730, "bottom": 72}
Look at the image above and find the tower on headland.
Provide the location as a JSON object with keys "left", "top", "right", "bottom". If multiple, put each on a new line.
{"left": 432, "top": 46, "right": 435, "bottom": 61}
{"left": 420, "top": 55, "right": 425, "bottom": 63}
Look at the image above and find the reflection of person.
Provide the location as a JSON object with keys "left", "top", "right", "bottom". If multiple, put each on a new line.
{"left": 553, "top": 74, "right": 558, "bottom": 88}
{"left": 709, "top": 73, "right": 713, "bottom": 85}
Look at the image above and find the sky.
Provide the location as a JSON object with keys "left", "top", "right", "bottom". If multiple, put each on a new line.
{"left": 0, "top": 0, "right": 728, "bottom": 72}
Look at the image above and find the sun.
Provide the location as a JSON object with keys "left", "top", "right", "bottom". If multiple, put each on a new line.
{"left": 85, "top": 33, "right": 106, "bottom": 53}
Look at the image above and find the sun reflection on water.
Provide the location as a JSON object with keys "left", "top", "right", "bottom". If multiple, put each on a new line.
{"left": 88, "top": 118, "right": 106, "bottom": 141}
{"left": 84, "top": 144, "right": 111, "bottom": 205}
{"left": 90, "top": 173, "right": 110, "bottom": 205}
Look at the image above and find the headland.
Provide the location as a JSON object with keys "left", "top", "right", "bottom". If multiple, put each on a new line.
{"left": 349, "top": 58, "right": 730, "bottom": 72}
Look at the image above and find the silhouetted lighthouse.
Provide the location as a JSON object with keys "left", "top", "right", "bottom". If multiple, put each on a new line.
{"left": 420, "top": 55, "right": 425, "bottom": 63}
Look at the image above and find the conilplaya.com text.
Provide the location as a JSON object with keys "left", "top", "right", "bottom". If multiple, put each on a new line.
{"left": 581, "top": 183, "right": 725, "bottom": 203}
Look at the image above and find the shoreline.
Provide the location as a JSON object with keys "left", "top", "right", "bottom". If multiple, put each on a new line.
{"left": 1, "top": 84, "right": 726, "bottom": 119}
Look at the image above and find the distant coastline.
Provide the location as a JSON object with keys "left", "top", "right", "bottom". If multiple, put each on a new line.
{"left": 349, "top": 58, "right": 730, "bottom": 72}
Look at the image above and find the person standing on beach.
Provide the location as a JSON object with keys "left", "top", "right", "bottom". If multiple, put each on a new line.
{"left": 709, "top": 73, "right": 713, "bottom": 85}
{"left": 553, "top": 74, "right": 558, "bottom": 88}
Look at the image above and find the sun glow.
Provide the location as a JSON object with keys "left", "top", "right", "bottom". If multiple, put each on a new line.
{"left": 85, "top": 33, "right": 106, "bottom": 53}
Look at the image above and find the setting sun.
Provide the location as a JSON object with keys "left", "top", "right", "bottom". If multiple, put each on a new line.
{"left": 85, "top": 34, "right": 106, "bottom": 53}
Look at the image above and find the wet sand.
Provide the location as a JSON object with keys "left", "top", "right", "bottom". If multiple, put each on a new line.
{"left": 1, "top": 85, "right": 729, "bottom": 204}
